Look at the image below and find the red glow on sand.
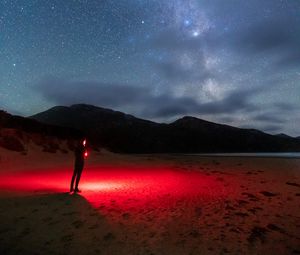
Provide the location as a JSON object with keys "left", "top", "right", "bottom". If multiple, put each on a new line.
{"left": 0, "top": 164, "right": 228, "bottom": 201}
{"left": 0, "top": 163, "right": 232, "bottom": 226}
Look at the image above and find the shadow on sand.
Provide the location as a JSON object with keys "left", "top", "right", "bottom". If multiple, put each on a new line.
{"left": 0, "top": 192, "right": 122, "bottom": 255}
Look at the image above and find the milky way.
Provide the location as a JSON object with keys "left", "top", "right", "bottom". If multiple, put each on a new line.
{"left": 0, "top": 0, "right": 299, "bottom": 136}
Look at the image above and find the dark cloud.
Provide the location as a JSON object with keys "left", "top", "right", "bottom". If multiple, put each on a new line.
{"left": 230, "top": 17, "right": 300, "bottom": 69}
{"left": 239, "top": 21, "right": 297, "bottom": 53}
{"left": 154, "top": 59, "right": 212, "bottom": 83}
{"left": 35, "top": 77, "right": 262, "bottom": 119}
{"left": 276, "top": 51, "right": 300, "bottom": 68}
{"left": 238, "top": 123, "right": 282, "bottom": 134}
{"left": 35, "top": 77, "right": 151, "bottom": 108}
{"left": 273, "top": 102, "right": 297, "bottom": 111}
{"left": 260, "top": 124, "right": 283, "bottom": 133}
{"left": 253, "top": 113, "right": 285, "bottom": 124}
{"left": 217, "top": 116, "right": 236, "bottom": 123}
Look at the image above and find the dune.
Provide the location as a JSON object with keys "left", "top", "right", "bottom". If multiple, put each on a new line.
{"left": 0, "top": 146, "right": 300, "bottom": 254}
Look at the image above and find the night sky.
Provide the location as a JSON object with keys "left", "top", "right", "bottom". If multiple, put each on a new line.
{"left": 1, "top": 0, "right": 299, "bottom": 136}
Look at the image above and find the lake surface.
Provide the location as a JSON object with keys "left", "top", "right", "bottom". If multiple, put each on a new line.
{"left": 189, "top": 153, "right": 300, "bottom": 158}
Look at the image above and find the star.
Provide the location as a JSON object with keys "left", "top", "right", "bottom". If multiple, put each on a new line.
{"left": 192, "top": 31, "right": 199, "bottom": 37}
{"left": 184, "top": 20, "right": 191, "bottom": 26}
{"left": 0, "top": 0, "right": 298, "bottom": 136}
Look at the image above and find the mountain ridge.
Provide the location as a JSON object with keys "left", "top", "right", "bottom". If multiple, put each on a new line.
{"left": 30, "top": 104, "right": 300, "bottom": 153}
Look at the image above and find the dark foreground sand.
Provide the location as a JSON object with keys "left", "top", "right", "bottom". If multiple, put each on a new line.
{"left": 0, "top": 148, "right": 299, "bottom": 255}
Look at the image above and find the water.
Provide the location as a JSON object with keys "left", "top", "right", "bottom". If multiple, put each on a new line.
{"left": 188, "top": 152, "right": 300, "bottom": 158}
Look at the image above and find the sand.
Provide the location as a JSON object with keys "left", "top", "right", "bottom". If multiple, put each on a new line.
{"left": 0, "top": 147, "right": 300, "bottom": 255}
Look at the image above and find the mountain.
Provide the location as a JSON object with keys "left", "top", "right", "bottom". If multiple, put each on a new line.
{"left": 31, "top": 105, "right": 166, "bottom": 152}
{"left": 31, "top": 104, "right": 300, "bottom": 153}
{"left": 275, "top": 133, "right": 293, "bottom": 139}
{"left": 0, "top": 110, "right": 82, "bottom": 152}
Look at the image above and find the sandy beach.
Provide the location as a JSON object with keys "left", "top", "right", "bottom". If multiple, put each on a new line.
{"left": 0, "top": 147, "right": 300, "bottom": 255}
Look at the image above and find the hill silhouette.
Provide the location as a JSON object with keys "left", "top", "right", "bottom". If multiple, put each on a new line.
{"left": 30, "top": 104, "right": 300, "bottom": 153}
{"left": 0, "top": 110, "right": 83, "bottom": 153}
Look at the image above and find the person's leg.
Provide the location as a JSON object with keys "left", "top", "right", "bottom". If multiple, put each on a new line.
{"left": 74, "top": 165, "right": 83, "bottom": 192}
{"left": 70, "top": 167, "right": 78, "bottom": 192}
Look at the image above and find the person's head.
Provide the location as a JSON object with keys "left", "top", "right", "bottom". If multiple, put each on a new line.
{"left": 77, "top": 138, "right": 87, "bottom": 147}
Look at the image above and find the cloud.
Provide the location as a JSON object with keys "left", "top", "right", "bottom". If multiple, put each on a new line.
{"left": 144, "top": 28, "right": 214, "bottom": 84}
{"left": 252, "top": 113, "right": 285, "bottom": 124}
{"left": 35, "top": 77, "right": 262, "bottom": 119}
{"left": 230, "top": 17, "right": 300, "bottom": 69}
{"left": 32, "top": 2, "right": 299, "bottom": 136}
{"left": 35, "top": 77, "right": 151, "bottom": 108}
{"left": 239, "top": 21, "right": 296, "bottom": 53}
{"left": 260, "top": 124, "right": 283, "bottom": 133}
{"left": 150, "top": 28, "right": 204, "bottom": 51}
{"left": 239, "top": 123, "right": 283, "bottom": 134}
{"left": 154, "top": 57, "right": 212, "bottom": 83}
{"left": 273, "top": 102, "right": 297, "bottom": 111}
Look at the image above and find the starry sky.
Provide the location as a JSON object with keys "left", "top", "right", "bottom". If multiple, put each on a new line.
{"left": 1, "top": 0, "right": 299, "bottom": 136}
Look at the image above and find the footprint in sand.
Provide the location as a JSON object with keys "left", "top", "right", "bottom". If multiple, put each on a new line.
{"left": 122, "top": 212, "right": 131, "bottom": 220}
{"left": 188, "top": 229, "right": 201, "bottom": 238}
{"left": 286, "top": 182, "right": 300, "bottom": 188}
{"left": 103, "top": 232, "right": 116, "bottom": 241}
{"left": 242, "top": 192, "right": 259, "bottom": 201}
{"left": 235, "top": 212, "right": 249, "bottom": 217}
{"left": 194, "top": 207, "right": 203, "bottom": 217}
{"left": 0, "top": 227, "right": 11, "bottom": 234}
{"left": 267, "top": 223, "right": 285, "bottom": 234}
{"left": 44, "top": 240, "right": 53, "bottom": 246}
{"left": 88, "top": 224, "right": 99, "bottom": 230}
{"left": 15, "top": 216, "right": 26, "bottom": 223}
{"left": 43, "top": 217, "right": 52, "bottom": 222}
{"left": 247, "top": 226, "right": 267, "bottom": 244}
{"left": 237, "top": 199, "right": 249, "bottom": 206}
{"left": 72, "top": 220, "right": 84, "bottom": 228}
{"left": 18, "top": 228, "right": 31, "bottom": 238}
{"left": 62, "top": 211, "right": 78, "bottom": 216}
{"left": 225, "top": 204, "right": 235, "bottom": 211}
{"left": 248, "top": 207, "right": 262, "bottom": 214}
{"left": 260, "top": 191, "right": 279, "bottom": 197}
{"left": 61, "top": 234, "right": 73, "bottom": 243}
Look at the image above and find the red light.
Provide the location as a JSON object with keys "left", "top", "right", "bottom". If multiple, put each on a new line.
{"left": 83, "top": 139, "right": 87, "bottom": 146}
{"left": 84, "top": 151, "right": 88, "bottom": 157}
{"left": 0, "top": 163, "right": 230, "bottom": 229}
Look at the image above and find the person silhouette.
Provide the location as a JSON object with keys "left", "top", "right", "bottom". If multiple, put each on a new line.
{"left": 70, "top": 138, "right": 87, "bottom": 193}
